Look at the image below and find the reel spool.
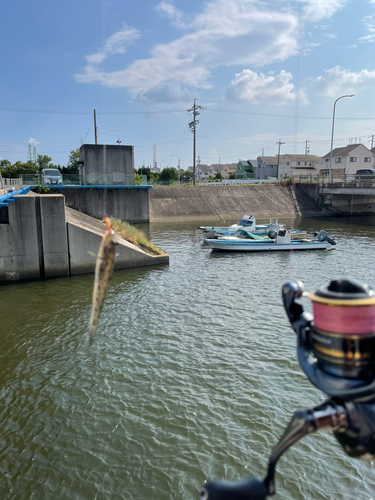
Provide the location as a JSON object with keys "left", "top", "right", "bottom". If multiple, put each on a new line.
{"left": 309, "top": 279, "right": 375, "bottom": 379}
{"left": 283, "top": 279, "right": 375, "bottom": 400}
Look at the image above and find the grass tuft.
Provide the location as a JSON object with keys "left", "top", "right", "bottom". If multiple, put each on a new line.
{"left": 109, "top": 217, "right": 163, "bottom": 256}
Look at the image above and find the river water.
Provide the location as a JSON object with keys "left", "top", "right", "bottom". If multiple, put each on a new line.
{"left": 1, "top": 217, "right": 375, "bottom": 500}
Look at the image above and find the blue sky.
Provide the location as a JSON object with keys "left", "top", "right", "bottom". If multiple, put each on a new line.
{"left": 1, "top": 0, "right": 375, "bottom": 169}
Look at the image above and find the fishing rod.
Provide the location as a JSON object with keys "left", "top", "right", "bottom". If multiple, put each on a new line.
{"left": 200, "top": 278, "right": 375, "bottom": 500}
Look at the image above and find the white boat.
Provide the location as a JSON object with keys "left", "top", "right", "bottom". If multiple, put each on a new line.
{"left": 199, "top": 215, "right": 306, "bottom": 240}
{"left": 205, "top": 229, "right": 336, "bottom": 252}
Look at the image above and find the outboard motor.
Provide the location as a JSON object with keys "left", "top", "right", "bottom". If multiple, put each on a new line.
{"left": 200, "top": 278, "right": 375, "bottom": 500}
{"left": 316, "top": 230, "right": 336, "bottom": 245}
{"left": 267, "top": 229, "right": 278, "bottom": 240}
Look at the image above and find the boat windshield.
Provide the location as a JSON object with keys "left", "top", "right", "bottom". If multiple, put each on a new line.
{"left": 239, "top": 215, "right": 254, "bottom": 226}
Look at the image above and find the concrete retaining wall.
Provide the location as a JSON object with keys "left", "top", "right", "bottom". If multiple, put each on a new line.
{"left": 0, "top": 194, "right": 168, "bottom": 285}
{"left": 150, "top": 185, "right": 296, "bottom": 222}
{"left": 49, "top": 187, "right": 150, "bottom": 223}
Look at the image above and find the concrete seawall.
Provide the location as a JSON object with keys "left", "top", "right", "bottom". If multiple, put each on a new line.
{"left": 49, "top": 186, "right": 151, "bottom": 223}
{"left": 0, "top": 193, "right": 168, "bottom": 285}
{"left": 149, "top": 185, "right": 300, "bottom": 222}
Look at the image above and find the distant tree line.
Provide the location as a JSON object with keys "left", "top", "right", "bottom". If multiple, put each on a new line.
{"left": 0, "top": 149, "right": 80, "bottom": 178}
{"left": 136, "top": 166, "right": 193, "bottom": 182}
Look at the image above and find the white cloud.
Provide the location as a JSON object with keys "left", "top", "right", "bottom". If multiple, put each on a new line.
{"left": 226, "top": 69, "right": 309, "bottom": 106}
{"left": 137, "top": 82, "right": 195, "bottom": 103}
{"left": 75, "top": 0, "right": 299, "bottom": 102}
{"left": 358, "top": 14, "right": 375, "bottom": 43}
{"left": 295, "top": 0, "right": 348, "bottom": 22}
{"left": 85, "top": 26, "right": 141, "bottom": 64}
{"left": 313, "top": 66, "right": 375, "bottom": 96}
{"left": 28, "top": 137, "right": 39, "bottom": 145}
{"left": 156, "top": 2, "right": 187, "bottom": 29}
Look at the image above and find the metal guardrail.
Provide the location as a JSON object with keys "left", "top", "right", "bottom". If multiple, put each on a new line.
{"left": 294, "top": 174, "right": 375, "bottom": 187}
{"left": 21, "top": 174, "right": 148, "bottom": 186}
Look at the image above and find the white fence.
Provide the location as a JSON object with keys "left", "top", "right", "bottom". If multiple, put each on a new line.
{"left": 0, "top": 176, "right": 23, "bottom": 191}
{"left": 199, "top": 178, "right": 278, "bottom": 186}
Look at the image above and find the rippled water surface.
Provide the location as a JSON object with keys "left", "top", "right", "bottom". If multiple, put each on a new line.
{"left": 1, "top": 217, "right": 375, "bottom": 500}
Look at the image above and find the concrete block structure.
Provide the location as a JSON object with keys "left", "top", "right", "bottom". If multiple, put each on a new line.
{"left": 79, "top": 144, "right": 134, "bottom": 184}
{"left": 0, "top": 195, "right": 40, "bottom": 282}
{"left": 56, "top": 186, "right": 151, "bottom": 223}
{"left": 0, "top": 193, "right": 169, "bottom": 285}
{"left": 39, "top": 196, "right": 69, "bottom": 278}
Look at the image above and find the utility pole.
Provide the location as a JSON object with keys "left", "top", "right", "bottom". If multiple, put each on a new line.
{"left": 305, "top": 140, "right": 310, "bottom": 155}
{"left": 93, "top": 109, "right": 98, "bottom": 145}
{"left": 369, "top": 135, "right": 375, "bottom": 149}
{"left": 276, "top": 139, "right": 285, "bottom": 179}
{"left": 187, "top": 99, "right": 204, "bottom": 185}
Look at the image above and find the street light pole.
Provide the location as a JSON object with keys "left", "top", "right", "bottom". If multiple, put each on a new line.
{"left": 329, "top": 94, "right": 354, "bottom": 183}
{"left": 171, "top": 154, "right": 180, "bottom": 184}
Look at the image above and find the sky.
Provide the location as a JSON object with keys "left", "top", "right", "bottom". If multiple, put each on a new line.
{"left": 1, "top": 0, "right": 375, "bottom": 170}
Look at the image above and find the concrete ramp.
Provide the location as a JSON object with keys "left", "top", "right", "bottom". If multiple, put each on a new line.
{"left": 150, "top": 185, "right": 296, "bottom": 222}
{"left": 65, "top": 207, "right": 169, "bottom": 275}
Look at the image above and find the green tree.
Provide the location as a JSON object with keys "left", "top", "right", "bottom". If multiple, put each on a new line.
{"left": 36, "top": 154, "right": 57, "bottom": 173}
{"left": 214, "top": 172, "right": 223, "bottom": 181}
{"left": 159, "top": 167, "right": 176, "bottom": 181}
{"left": 0, "top": 160, "right": 38, "bottom": 178}
{"left": 61, "top": 149, "right": 80, "bottom": 174}
{"left": 229, "top": 173, "right": 236, "bottom": 180}
{"left": 0, "top": 159, "right": 12, "bottom": 169}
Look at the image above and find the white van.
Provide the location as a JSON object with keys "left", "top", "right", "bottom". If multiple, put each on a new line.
{"left": 41, "top": 168, "right": 63, "bottom": 185}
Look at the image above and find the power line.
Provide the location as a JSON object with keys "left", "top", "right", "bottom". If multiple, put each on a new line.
{"left": 0, "top": 106, "right": 186, "bottom": 115}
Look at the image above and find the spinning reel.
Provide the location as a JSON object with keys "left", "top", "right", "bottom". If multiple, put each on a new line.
{"left": 200, "top": 278, "right": 375, "bottom": 500}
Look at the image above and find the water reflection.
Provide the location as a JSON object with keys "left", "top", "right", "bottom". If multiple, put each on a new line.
{"left": 1, "top": 217, "right": 375, "bottom": 499}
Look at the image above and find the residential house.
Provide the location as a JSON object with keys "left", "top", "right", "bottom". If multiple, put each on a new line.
{"left": 371, "top": 146, "right": 375, "bottom": 156}
{"left": 320, "top": 144, "right": 375, "bottom": 176}
{"left": 187, "top": 163, "right": 237, "bottom": 180}
{"left": 187, "top": 164, "right": 209, "bottom": 180}
{"left": 256, "top": 156, "right": 278, "bottom": 179}
{"left": 208, "top": 163, "right": 237, "bottom": 179}
{"left": 236, "top": 160, "right": 256, "bottom": 179}
{"left": 278, "top": 154, "right": 322, "bottom": 179}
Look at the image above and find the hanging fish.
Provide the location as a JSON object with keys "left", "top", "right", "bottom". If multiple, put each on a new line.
{"left": 88, "top": 215, "right": 116, "bottom": 341}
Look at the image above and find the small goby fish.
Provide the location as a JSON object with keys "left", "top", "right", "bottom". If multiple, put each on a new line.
{"left": 88, "top": 216, "right": 116, "bottom": 341}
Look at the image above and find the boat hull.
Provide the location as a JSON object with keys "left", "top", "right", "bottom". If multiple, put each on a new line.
{"left": 204, "top": 239, "right": 328, "bottom": 251}
{"left": 201, "top": 227, "right": 306, "bottom": 240}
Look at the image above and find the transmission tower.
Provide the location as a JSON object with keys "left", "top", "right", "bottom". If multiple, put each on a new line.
{"left": 28, "top": 143, "right": 32, "bottom": 162}
{"left": 33, "top": 146, "right": 37, "bottom": 163}
{"left": 187, "top": 99, "right": 204, "bottom": 185}
{"left": 152, "top": 144, "right": 157, "bottom": 170}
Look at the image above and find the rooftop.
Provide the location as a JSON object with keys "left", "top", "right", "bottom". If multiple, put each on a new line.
{"left": 322, "top": 144, "right": 368, "bottom": 159}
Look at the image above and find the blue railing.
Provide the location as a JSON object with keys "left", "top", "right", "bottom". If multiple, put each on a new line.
{"left": 0, "top": 186, "right": 34, "bottom": 208}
